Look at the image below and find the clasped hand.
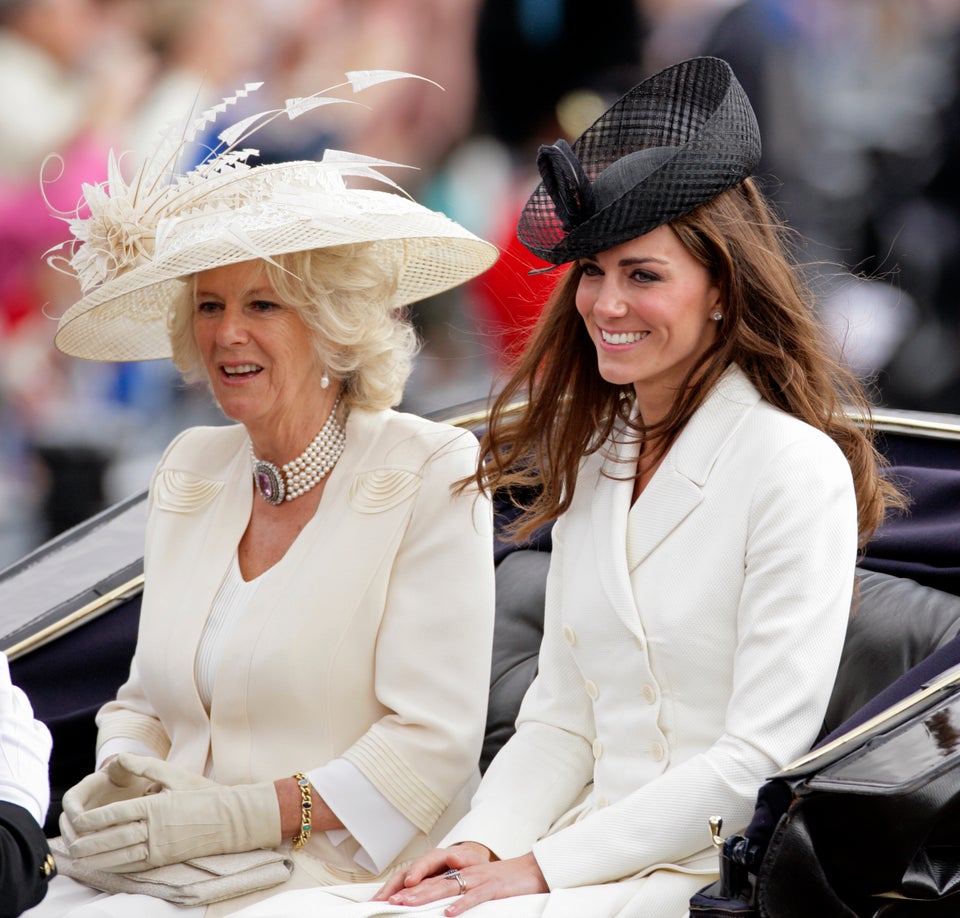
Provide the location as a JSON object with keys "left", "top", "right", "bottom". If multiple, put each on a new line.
{"left": 374, "top": 843, "right": 548, "bottom": 916}
{"left": 60, "top": 753, "right": 281, "bottom": 872}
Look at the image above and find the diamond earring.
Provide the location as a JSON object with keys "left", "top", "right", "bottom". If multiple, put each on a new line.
{"left": 712, "top": 311, "right": 723, "bottom": 322}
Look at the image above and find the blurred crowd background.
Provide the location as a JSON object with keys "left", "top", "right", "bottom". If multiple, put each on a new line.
{"left": 2, "top": 0, "right": 960, "bottom": 566}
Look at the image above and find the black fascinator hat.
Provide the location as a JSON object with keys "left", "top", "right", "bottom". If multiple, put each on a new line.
{"left": 517, "top": 57, "right": 760, "bottom": 265}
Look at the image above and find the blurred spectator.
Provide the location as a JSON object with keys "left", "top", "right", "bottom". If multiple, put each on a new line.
{"left": 700, "top": 0, "right": 960, "bottom": 409}
{"left": 639, "top": 0, "right": 741, "bottom": 73}
{"left": 0, "top": 0, "right": 151, "bottom": 336}
{"left": 235, "top": 0, "right": 482, "bottom": 181}
{"left": 0, "top": 0, "right": 275, "bottom": 549}
{"left": 438, "top": 0, "right": 646, "bottom": 377}
{"left": 0, "top": 0, "right": 153, "bottom": 551}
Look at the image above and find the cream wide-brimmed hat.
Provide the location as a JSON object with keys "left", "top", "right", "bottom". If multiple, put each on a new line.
{"left": 48, "top": 75, "right": 499, "bottom": 362}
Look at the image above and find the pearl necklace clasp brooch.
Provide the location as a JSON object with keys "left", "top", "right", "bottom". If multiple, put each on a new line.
{"left": 251, "top": 394, "right": 346, "bottom": 505}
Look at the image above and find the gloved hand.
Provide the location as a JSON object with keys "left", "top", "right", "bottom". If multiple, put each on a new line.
{"left": 63, "top": 753, "right": 282, "bottom": 872}
{"left": 59, "top": 754, "right": 214, "bottom": 856}
{"left": 0, "top": 652, "right": 51, "bottom": 823}
{"left": 59, "top": 754, "right": 164, "bottom": 842}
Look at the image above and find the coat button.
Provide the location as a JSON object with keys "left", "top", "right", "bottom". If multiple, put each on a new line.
{"left": 563, "top": 625, "right": 577, "bottom": 646}
{"left": 584, "top": 679, "right": 599, "bottom": 700}
{"left": 642, "top": 684, "right": 656, "bottom": 704}
{"left": 651, "top": 741, "right": 665, "bottom": 762}
{"left": 592, "top": 739, "right": 604, "bottom": 759}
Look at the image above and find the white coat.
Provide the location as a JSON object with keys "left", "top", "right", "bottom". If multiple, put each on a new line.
{"left": 444, "top": 364, "right": 859, "bottom": 911}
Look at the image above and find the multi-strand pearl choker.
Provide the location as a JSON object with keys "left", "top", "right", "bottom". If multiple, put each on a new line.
{"left": 250, "top": 394, "right": 347, "bottom": 505}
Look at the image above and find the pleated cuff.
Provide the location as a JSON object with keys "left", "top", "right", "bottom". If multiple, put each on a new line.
{"left": 343, "top": 728, "right": 446, "bottom": 834}
{"left": 95, "top": 713, "right": 171, "bottom": 761}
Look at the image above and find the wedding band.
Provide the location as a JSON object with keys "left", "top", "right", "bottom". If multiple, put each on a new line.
{"left": 444, "top": 867, "right": 467, "bottom": 895}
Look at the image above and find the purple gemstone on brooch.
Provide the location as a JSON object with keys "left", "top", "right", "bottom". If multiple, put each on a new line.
{"left": 252, "top": 459, "right": 285, "bottom": 505}
{"left": 257, "top": 471, "right": 273, "bottom": 499}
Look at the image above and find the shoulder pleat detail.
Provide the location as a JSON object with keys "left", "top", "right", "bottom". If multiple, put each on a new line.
{"left": 348, "top": 468, "right": 421, "bottom": 513}
{"left": 154, "top": 469, "right": 225, "bottom": 513}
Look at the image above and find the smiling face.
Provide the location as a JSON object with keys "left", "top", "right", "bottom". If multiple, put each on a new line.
{"left": 575, "top": 224, "right": 722, "bottom": 422}
{"left": 192, "top": 261, "right": 330, "bottom": 447}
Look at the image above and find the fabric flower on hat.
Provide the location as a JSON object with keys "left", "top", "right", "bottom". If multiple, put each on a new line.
{"left": 68, "top": 173, "right": 157, "bottom": 293}
{"left": 48, "top": 83, "right": 267, "bottom": 293}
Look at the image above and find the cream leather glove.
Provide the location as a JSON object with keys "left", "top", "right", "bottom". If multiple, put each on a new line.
{"left": 64, "top": 753, "right": 282, "bottom": 873}
{"left": 59, "top": 754, "right": 162, "bottom": 842}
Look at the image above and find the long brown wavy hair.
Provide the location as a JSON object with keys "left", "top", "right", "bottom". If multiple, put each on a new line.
{"left": 470, "top": 178, "right": 906, "bottom": 546}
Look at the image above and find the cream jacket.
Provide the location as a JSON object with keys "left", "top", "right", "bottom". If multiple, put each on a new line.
{"left": 96, "top": 407, "right": 495, "bottom": 893}
{"left": 447, "top": 366, "right": 858, "bottom": 899}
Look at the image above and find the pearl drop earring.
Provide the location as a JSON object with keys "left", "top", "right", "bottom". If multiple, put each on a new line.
{"left": 320, "top": 370, "right": 330, "bottom": 389}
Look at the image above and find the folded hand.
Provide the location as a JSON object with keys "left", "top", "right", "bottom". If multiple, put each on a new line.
{"left": 375, "top": 844, "right": 547, "bottom": 915}
{"left": 60, "top": 753, "right": 166, "bottom": 842}
{"left": 62, "top": 753, "right": 281, "bottom": 873}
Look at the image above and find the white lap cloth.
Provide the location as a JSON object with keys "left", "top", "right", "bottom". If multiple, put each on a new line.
{"left": 26, "top": 862, "right": 704, "bottom": 917}
{"left": 22, "top": 875, "right": 203, "bottom": 917}
{"left": 228, "top": 870, "right": 705, "bottom": 918}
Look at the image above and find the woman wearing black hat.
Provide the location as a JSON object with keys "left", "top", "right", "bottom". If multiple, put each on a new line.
{"left": 232, "top": 57, "right": 904, "bottom": 918}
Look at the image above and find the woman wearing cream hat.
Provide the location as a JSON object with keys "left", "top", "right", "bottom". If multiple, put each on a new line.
{"left": 29, "top": 74, "right": 498, "bottom": 917}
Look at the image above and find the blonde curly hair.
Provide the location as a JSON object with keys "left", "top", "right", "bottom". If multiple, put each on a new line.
{"left": 168, "top": 243, "right": 420, "bottom": 410}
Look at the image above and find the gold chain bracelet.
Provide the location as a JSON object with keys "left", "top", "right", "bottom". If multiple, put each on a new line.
{"left": 292, "top": 772, "right": 312, "bottom": 850}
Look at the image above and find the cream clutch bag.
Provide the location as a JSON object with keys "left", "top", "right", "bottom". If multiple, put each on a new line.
{"left": 49, "top": 837, "right": 293, "bottom": 907}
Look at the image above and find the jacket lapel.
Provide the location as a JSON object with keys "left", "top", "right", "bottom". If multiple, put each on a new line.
{"left": 591, "top": 438, "right": 645, "bottom": 637}
{"left": 625, "top": 365, "right": 761, "bottom": 572}
{"left": 624, "top": 465, "right": 702, "bottom": 572}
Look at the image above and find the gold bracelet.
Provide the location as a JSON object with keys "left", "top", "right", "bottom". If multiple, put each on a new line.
{"left": 292, "top": 772, "right": 312, "bottom": 849}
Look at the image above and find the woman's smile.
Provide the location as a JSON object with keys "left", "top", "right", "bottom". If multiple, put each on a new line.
{"left": 598, "top": 329, "right": 650, "bottom": 346}
{"left": 220, "top": 362, "right": 263, "bottom": 379}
